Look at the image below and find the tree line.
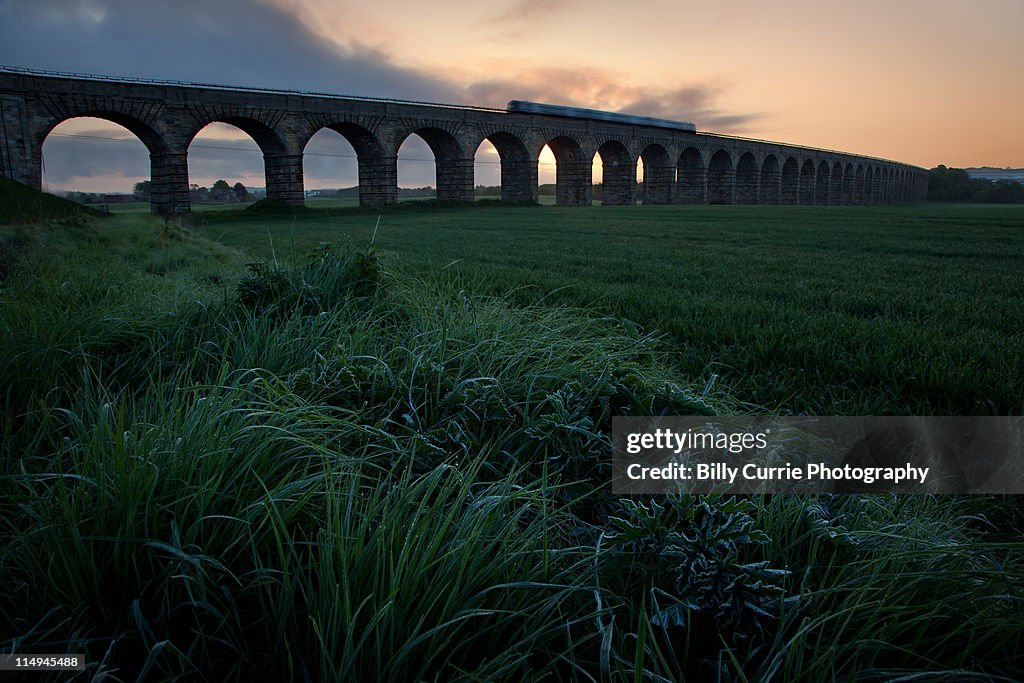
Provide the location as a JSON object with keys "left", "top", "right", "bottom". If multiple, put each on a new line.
{"left": 134, "top": 180, "right": 252, "bottom": 203}
{"left": 65, "top": 170, "right": 1023, "bottom": 206}
{"left": 928, "top": 166, "right": 1024, "bottom": 203}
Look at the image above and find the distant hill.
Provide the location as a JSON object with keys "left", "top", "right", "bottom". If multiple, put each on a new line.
{"left": 0, "top": 177, "right": 104, "bottom": 224}
{"left": 965, "top": 167, "right": 1024, "bottom": 182}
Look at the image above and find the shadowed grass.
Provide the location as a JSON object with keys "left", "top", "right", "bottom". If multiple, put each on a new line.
{"left": 1, "top": 211, "right": 1022, "bottom": 681}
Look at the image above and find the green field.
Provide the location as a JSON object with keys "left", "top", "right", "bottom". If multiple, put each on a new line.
{"left": 104, "top": 195, "right": 471, "bottom": 215}
{"left": 105, "top": 195, "right": 568, "bottom": 215}
{"left": 2, "top": 192, "right": 1023, "bottom": 681}
{"left": 196, "top": 202, "right": 1024, "bottom": 415}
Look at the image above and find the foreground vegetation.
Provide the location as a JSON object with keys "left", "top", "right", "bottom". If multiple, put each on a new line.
{"left": 2, "top": 203, "right": 1023, "bottom": 681}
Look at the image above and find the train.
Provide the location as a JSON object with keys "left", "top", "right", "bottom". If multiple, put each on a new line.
{"left": 506, "top": 100, "right": 697, "bottom": 132}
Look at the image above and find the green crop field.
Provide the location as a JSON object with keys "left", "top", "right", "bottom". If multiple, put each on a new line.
{"left": 2, "top": 187, "right": 1023, "bottom": 681}
{"left": 197, "top": 202, "right": 1024, "bottom": 415}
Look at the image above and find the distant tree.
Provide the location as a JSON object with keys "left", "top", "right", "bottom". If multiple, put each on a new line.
{"left": 209, "top": 179, "right": 232, "bottom": 201}
{"left": 69, "top": 192, "right": 103, "bottom": 204}
{"left": 133, "top": 180, "right": 151, "bottom": 198}
{"left": 232, "top": 182, "right": 249, "bottom": 201}
{"left": 977, "top": 179, "right": 1024, "bottom": 203}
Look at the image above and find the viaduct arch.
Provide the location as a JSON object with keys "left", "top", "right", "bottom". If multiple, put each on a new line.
{"left": 0, "top": 67, "right": 929, "bottom": 215}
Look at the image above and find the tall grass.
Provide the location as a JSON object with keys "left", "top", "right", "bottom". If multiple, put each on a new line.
{"left": 1, "top": 215, "right": 1021, "bottom": 681}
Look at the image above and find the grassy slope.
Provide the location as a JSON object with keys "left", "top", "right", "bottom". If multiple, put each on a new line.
{"left": 1, "top": 201, "right": 1022, "bottom": 681}
{"left": 0, "top": 177, "right": 104, "bottom": 224}
{"left": 197, "top": 202, "right": 1024, "bottom": 415}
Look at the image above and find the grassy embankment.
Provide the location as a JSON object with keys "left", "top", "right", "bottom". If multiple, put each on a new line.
{"left": 2, "top": 184, "right": 1023, "bottom": 680}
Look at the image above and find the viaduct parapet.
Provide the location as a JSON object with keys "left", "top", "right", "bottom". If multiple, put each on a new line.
{"left": 0, "top": 68, "right": 929, "bottom": 215}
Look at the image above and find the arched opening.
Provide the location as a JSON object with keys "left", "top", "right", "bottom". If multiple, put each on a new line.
{"left": 187, "top": 121, "right": 271, "bottom": 209}
{"left": 780, "top": 157, "right": 799, "bottom": 205}
{"left": 842, "top": 162, "right": 855, "bottom": 205}
{"left": 398, "top": 127, "right": 471, "bottom": 203}
{"left": 594, "top": 140, "right": 634, "bottom": 206}
{"left": 799, "top": 159, "right": 816, "bottom": 205}
{"left": 707, "top": 150, "right": 733, "bottom": 204}
{"left": 854, "top": 165, "right": 866, "bottom": 205}
{"left": 40, "top": 116, "right": 154, "bottom": 212}
{"left": 830, "top": 161, "right": 844, "bottom": 205}
{"left": 757, "top": 155, "right": 780, "bottom": 205}
{"left": 302, "top": 128, "right": 358, "bottom": 206}
{"left": 735, "top": 152, "right": 758, "bottom": 204}
{"left": 537, "top": 145, "right": 557, "bottom": 203}
{"left": 397, "top": 133, "right": 436, "bottom": 201}
{"left": 676, "top": 147, "right": 705, "bottom": 204}
{"left": 636, "top": 156, "right": 644, "bottom": 204}
{"left": 545, "top": 136, "right": 590, "bottom": 206}
{"left": 870, "top": 167, "right": 881, "bottom": 204}
{"left": 881, "top": 168, "right": 890, "bottom": 203}
{"left": 815, "top": 160, "right": 831, "bottom": 205}
{"left": 304, "top": 122, "right": 387, "bottom": 207}
{"left": 474, "top": 139, "right": 501, "bottom": 200}
{"left": 475, "top": 132, "right": 534, "bottom": 203}
{"left": 640, "top": 144, "right": 673, "bottom": 204}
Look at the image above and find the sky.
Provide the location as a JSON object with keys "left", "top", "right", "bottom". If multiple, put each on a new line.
{"left": 1, "top": 0, "right": 1021, "bottom": 192}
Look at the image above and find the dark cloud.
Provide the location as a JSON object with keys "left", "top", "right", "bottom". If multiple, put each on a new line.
{"left": 2, "top": 0, "right": 464, "bottom": 189}
{"left": 466, "top": 70, "right": 760, "bottom": 133}
{"left": 699, "top": 114, "right": 763, "bottom": 133}
{"left": 0, "top": 0, "right": 463, "bottom": 101}
{"left": 617, "top": 87, "right": 718, "bottom": 120}
{"left": 41, "top": 130, "right": 149, "bottom": 187}
{"left": 617, "top": 87, "right": 762, "bottom": 132}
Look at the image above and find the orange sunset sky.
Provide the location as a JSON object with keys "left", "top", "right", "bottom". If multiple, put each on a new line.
{"left": 2, "top": 0, "right": 1021, "bottom": 192}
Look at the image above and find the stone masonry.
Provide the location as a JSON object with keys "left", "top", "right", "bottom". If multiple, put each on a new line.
{"left": 0, "top": 69, "right": 930, "bottom": 215}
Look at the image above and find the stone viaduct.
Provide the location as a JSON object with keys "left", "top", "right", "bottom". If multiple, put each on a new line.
{"left": 0, "top": 67, "right": 929, "bottom": 215}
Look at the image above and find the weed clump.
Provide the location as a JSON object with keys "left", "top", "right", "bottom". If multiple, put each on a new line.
{"left": 237, "top": 245, "right": 380, "bottom": 315}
